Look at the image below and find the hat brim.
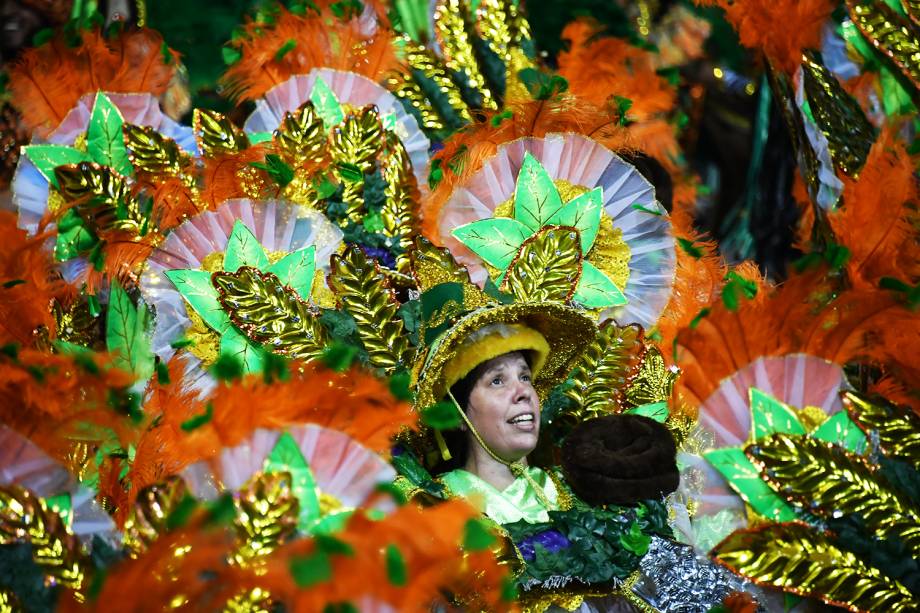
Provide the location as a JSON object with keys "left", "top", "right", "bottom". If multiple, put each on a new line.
{"left": 413, "top": 302, "right": 597, "bottom": 411}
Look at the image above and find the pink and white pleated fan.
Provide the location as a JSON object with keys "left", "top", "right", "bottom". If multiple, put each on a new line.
{"left": 243, "top": 69, "right": 430, "bottom": 191}
{"left": 434, "top": 134, "right": 676, "bottom": 328}
{"left": 139, "top": 198, "right": 343, "bottom": 394}
{"left": 12, "top": 92, "right": 196, "bottom": 234}
{"left": 181, "top": 424, "right": 397, "bottom": 516}
{"left": 0, "top": 426, "right": 116, "bottom": 543}
{"left": 681, "top": 354, "right": 847, "bottom": 551}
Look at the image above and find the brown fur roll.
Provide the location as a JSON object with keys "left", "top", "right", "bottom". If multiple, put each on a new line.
{"left": 560, "top": 414, "right": 679, "bottom": 506}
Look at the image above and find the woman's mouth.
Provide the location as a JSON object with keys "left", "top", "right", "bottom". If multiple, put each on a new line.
{"left": 507, "top": 413, "right": 536, "bottom": 431}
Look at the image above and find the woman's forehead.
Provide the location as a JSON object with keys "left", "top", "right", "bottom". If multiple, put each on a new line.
{"left": 478, "top": 351, "right": 529, "bottom": 373}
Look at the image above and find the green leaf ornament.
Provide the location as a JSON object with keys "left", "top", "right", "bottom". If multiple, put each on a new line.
{"left": 87, "top": 92, "right": 133, "bottom": 176}
{"left": 573, "top": 261, "right": 627, "bottom": 308}
{"left": 267, "top": 245, "right": 317, "bottom": 300}
{"left": 513, "top": 153, "right": 563, "bottom": 232}
{"left": 310, "top": 76, "right": 345, "bottom": 130}
{"left": 703, "top": 447, "right": 797, "bottom": 522}
{"left": 223, "top": 220, "right": 270, "bottom": 272}
{"left": 451, "top": 217, "right": 531, "bottom": 269}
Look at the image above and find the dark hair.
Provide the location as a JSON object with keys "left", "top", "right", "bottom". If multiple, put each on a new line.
{"left": 434, "top": 350, "right": 534, "bottom": 474}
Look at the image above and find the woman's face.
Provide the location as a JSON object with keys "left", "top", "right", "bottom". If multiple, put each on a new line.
{"left": 465, "top": 352, "right": 540, "bottom": 463}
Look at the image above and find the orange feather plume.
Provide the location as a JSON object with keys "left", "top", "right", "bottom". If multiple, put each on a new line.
{"left": 655, "top": 179, "right": 727, "bottom": 361}
{"left": 75, "top": 499, "right": 509, "bottom": 612}
{"left": 557, "top": 20, "right": 682, "bottom": 174}
{"left": 221, "top": 6, "right": 399, "bottom": 102}
{"left": 245, "top": 500, "right": 511, "bottom": 611}
{"left": 704, "top": 0, "right": 835, "bottom": 75}
{"left": 675, "top": 264, "right": 920, "bottom": 413}
{"left": 198, "top": 145, "right": 272, "bottom": 210}
{"left": 8, "top": 28, "right": 180, "bottom": 137}
{"left": 0, "top": 212, "right": 71, "bottom": 346}
{"left": 126, "top": 361, "right": 415, "bottom": 513}
{"left": 0, "top": 347, "right": 136, "bottom": 466}
{"left": 420, "top": 97, "right": 629, "bottom": 242}
{"left": 830, "top": 127, "right": 920, "bottom": 289}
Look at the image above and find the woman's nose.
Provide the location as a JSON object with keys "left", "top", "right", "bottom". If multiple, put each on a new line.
{"left": 512, "top": 380, "right": 533, "bottom": 403}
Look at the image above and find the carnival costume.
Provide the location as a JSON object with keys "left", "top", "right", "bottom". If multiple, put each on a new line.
{"left": 0, "top": 0, "right": 918, "bottom": 612}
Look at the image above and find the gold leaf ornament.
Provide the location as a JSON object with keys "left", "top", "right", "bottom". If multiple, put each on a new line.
{"left": 844, "top": 391, "right": 920, "bottom": 466}
{"left": 122, "top": 123, "right": 190, "bottom": 177}
{"left": 231, "top": 471, "right": 299, "bottom": 566}
{"left": 398, "top": 36, "right": 472, "bottom": 123}
{"left": 273, "top": 101, "right": 328, "bottom": 167}
{"left": 124, "top": 476, "right": 191, "bottom": 556}
{"left": 54, "top": 162, "right": 145, "bottom": 234}
{"left": 800, "top": 52, "right": 875, "bottom": 177}
{"left": 500, "top": 225, "right": 582, "bottom": 302}
{"left": 211, "top": 267, "right": 328, "bottom": 361}
{"left": 847, "top": 0, "right": 920, "bottom": 91}
{"left": 193, "top": 109, "right": 250, "bottom": 157}
{"left": 747, "top": 433, "right": 920, "bottom": 559}
{"left": 0, "top": 485, "right": 85, "bottom": 590}
{"left": 434, "top": 0, "right": 497, "bottom": 109}
{"left": 563, "top": 323, "right": 642, "bottom": 420}
{"left": 385, "top": 71, "right": 445, "bottom": 131}
{"left": 329, "top": 105, "right": 384, "bottom": 217}
{"left": 713, "top": 522, "right": 916, "bottom": 612}
{"left": 624, "top": 346, "right": 677, "bottom": 407}
{"left": 328, "top": 246, "right": 411, "bottom": 372}
{"left": 381, "top": 135, "right": 421, "bottom": 274}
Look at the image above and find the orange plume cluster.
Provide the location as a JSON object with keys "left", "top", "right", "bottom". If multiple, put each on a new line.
{"left": 126, "top": 361, "right": 415, "bottom": 512}
{"left": 699, "top": 0, "right": 835, "bottom": 75}
{"left": 0, "top": 212, "right": 70, "bottom": 346}
{"left": 558, "top": 20, "right": 682, "bottom": 173}
{"left": 221, "top": 6, "right": 399, "bottom": 102}
{"left": 0, "top": 347, "right": 136, "bottom": 465}
{"left": 244, "top": 500, "right": 510, "bottom": 611}
{"left": 655, "top": 180, "right": 727, "bottom": 360}
{"left": 8, "top": 28, "right": 180, "bottom": 137}
{"left": 197, "top": 144, "right": 273, "bottom": 209}
{"left": 830, "top": 128, "right": 920, "bottom": 289}
{"left": 76, "top": 498, "right": 509, "bottom": 612}
{"left": 420, "top": 97, "right": 629, "bottom": 241}
{"left": 675, "top": 266, "right": 920, "bottom": 414}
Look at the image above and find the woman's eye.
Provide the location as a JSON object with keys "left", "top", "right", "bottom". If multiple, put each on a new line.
{"left": 491, "top": 377, "right": 503, "bottom": 386}
{"left": 521, "top": 374, "right": 531, "bottom": 382}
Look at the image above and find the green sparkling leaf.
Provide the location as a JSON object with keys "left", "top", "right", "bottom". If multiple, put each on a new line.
{"left": 750, "top": 388, "right": 806, "bottom": 440}
{"left": 54, "top": 210, "right": 98, "bottom": 261}
{"left": 810, "top": 412, "right": 867, "bottom": 454}
{"left": 181, "top": 403, "right": 214, "bottom": 431}
{"left": 546, "top": 188, "right": 603, "bottom": 254}
{"left": 45, "top": 494, "right": 73, "bottom": 528}
{"left": 290, "top": 551, "right": 332, "bottom": 587}
{"left": 420, "top": 401, "right": 461, "bottom": 430}
{"left": 22, "top": 145, "right": 90, "bottom": 188}
{"left": 703, "top": 447, "right": 797, "bottom": 522}
{"left": 106, "top": 280, "right": 154, "bottom": 383}
{"left": 451, "top": 218, "right": 531, "bottom": 270}
{"left": 219, "top": 326, "right": 266, "bottom": 374}
{"left": 463, "top": 518, "right": 496, "bottom": 551}
{"left": 310, "top": 76, "right": 344, "bottom": 130}
{"left": 164, "top": 269, "right": 232, "bottom": 333}
{"left": 573, "top": 261, "right": 628, "bottom": 308}
{"left": 223, "top": 220, "right": 269, "bottom": 272}
{"left": 625, "top": 401, "right": 669, "bottom": 423}
{"left": 267, "top": 246, "right": 316, "bottom": 300}
{"left": 87, "top": 92, "right": 133, "bottom": 176}
{"left": 618, "top": 521, "right": 650, "bottom": 555}
{"left": 265, "top": 431, "right": 321, "bottom": 531}
{"left": 513, "top": 153, "right": 563, "bottom": 232}
{"left": 385, "top": 544, "right": 408, "bottom": 586}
